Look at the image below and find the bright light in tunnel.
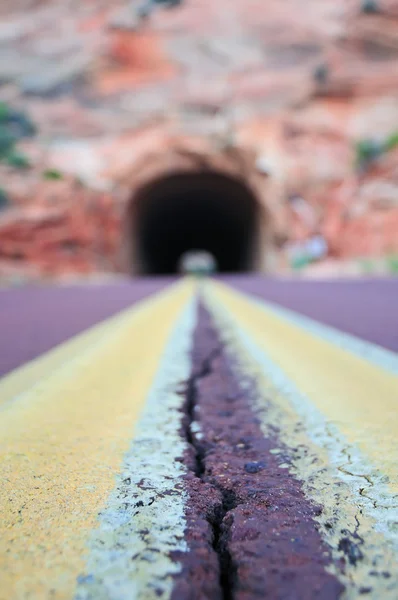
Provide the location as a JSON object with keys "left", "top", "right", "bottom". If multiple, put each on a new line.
{"left": 177, "top": 250, "right": 218, "bottom": 275}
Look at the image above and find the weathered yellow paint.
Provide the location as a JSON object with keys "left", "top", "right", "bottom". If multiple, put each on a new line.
{"left": 0, "top": 280, "right": 194, "bottom": 600}
{"left": 205, "top": 281, "right": 398, "bottom": 597}
{"left": 208, "top": 281, "right": 398, "bottom": 492}
{"left": 74, "top": 297, "right": 197, "bottom": 600}
{"left": 0, "top": 299, "right": 147, "bottom": 408}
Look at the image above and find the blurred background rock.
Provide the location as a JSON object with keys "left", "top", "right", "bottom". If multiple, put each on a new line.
{"left": 1, "top": 0, "right": 398, "bottom": 282}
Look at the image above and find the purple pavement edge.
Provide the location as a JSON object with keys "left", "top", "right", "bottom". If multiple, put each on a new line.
{"left": 221, "top": 276, "right": 398, "bottom": 353}
{"left": 0, "top": 277, "right": 175, "bottom": 378}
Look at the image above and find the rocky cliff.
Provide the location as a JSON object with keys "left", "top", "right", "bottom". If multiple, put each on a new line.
{"left": 1, "top": 0, "right": 398, "bottom": 279}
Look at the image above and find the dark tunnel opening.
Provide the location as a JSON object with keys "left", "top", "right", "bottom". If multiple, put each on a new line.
{"left": 129, "top": 171, "right": 261, "bottom": 275}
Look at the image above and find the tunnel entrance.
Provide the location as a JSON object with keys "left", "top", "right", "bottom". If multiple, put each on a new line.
{"left": 128, "top": 171, "right": 261, "bottom": 275}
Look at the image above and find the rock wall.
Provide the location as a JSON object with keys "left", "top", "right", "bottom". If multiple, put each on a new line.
{"left": 1, "top": 0, "right": 398, "bottom": 279}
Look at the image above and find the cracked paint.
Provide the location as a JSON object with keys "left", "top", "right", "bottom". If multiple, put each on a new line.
{"left": 0, "top": 280, "right": 195, "bottom": 600}
{"left": 75, "top": 299, "right": 197, "bottom": 600}
{"left": 205, "top": 281, "right": 398, "bottom": 598}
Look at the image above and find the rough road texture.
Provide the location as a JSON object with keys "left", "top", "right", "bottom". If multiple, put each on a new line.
{"left": 172, "top": 304, "right": 344, "bottom": 599}
{"left": 0, "top": 277, "right": 173, "bottom": 376}
{"left": 223, "top": 276, "right": 398, "bottom": 352}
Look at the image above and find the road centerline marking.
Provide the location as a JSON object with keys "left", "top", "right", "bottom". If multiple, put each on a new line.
{"left": 0, "top": 280, "right": 195, "bottom": 600}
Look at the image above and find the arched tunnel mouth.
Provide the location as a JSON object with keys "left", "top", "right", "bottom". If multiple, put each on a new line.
{"left": 128, "top": 171, "right": 262, "bottom": 275}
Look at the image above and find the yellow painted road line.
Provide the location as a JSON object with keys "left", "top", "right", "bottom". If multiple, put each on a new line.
{"left": 244, "top": 292, "right": 398, "bottom": 376}
{"left": 0, "top": 280, "right": 195, "bottom": 600}
{"left": 205, "top": 280, "right": 398, "bottom": 597}
{"left": 75, "top": 298, "right": 196, "bottom": 600}
{"left": 207, "top": 281, "right": 398, "bottom": 493}
{"left": 0, "top": 304, "right": 144, "bottom": 408}
{"left": 0, "top": 284, "right": 194, "bottom": 408}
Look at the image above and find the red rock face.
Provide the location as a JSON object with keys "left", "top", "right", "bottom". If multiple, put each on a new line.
{"left": 0, "top": 181, "right": 123, "bottom": 279}
{"left": 0, "top": 0, "right": 398, "bottom": 280}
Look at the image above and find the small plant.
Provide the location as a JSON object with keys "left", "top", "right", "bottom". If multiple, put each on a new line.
{"left": 384, "top": 132, "right": 398, "bottom": 152}
{"left": 0, "top": 187, "right": 10, "bottom": 210}
{"left": 0, "top": 129, "right": 17, "bottom": 158}
{"left": 0, "top": 102, "right": 11, "bottom": 122}
{"left": 361, "top": 0, "right": 380, "bottom": 14}
{"left": 0, "top": 102, "right": 36, "bottom": 169}
{"left": 386, "top": 255, "right": 398, "bottom": 274}
{"left": 5, "top": 150, "right": 30, "bottom": 169}
{"left": 356, "top": 138, "right": 382, "bottom": 163}
{"left": 164, "top": 0, "right": 183, "bottom": 7}
{"left": 7, "top": 111, "right": 36, "bottom": 138}
{"left": 0, "top": 102, "right": 36, "bottom": 137}
{"left": 355, "top": 131, "right": 398, "bottom": 172}
{"left": 43, "top": 168, "right": 63, "bottom": 180}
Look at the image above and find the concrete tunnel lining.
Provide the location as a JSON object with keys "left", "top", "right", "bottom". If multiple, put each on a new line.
{"left": 128, "top": 171, "right": 262, "bottom": 275}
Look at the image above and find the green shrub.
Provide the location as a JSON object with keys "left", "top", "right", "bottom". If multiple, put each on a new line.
{"left": 0, "top": 102, "right": 11, "bottom": 123}
{"left": 361, "top": 0, "right": 380, "bottom": 14}
{"left": 5, "top": 151, "right": 31, "bottom": 169}
{"left": 355, "top": 139, "right": 382, "bottom": 165}
{"left": 0, "top": 187, "right": 10, "bottom": 210}
{"left": 386, "top": 255, "right": 398, "bottom": 274}
{"left": 355, "top": 131, "right": 398, "bottom": 172}
{"left": 384, "top": 132, "right": 398, "bottom": 152}
{"left": 43, "top": 168, "right": 63, "bottom": 180}
{"left": 0, "top": 129, "right": 17, "bottom": 158}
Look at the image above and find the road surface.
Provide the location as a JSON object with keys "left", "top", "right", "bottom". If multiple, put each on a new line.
{"left": 0, "top": 277, "right": 397, "bottom": 599}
